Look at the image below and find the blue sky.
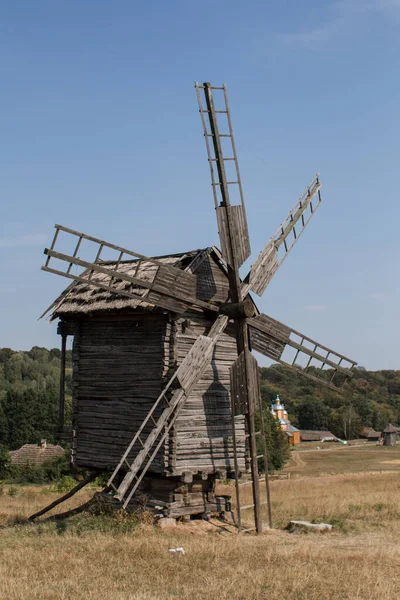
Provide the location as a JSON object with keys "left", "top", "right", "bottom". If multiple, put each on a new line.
{"left": 1, "top": 0, "right": 399, "bottom": 369}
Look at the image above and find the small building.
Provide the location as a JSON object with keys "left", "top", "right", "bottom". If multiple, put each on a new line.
{"left": 360, "top": 427, "right": 373, "bottom": 439}
{"left": 10, "top": 440, "right": 64, "bottom": 467}
{"left": 382, "top": 424, "right": 397, "bottom": 447}
{"left": 299, "top": 430, "right": 337, "bottom": 442}
{"left": 366, "top": 429, "right": 381, "bottom": 442}
{"left": 271, "top": 394, "right": 300, "bottom": 445}
{"left": 286, "top": 424, "right": 301, "bottom": 446}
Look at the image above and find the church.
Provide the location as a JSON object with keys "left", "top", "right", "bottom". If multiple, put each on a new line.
{"left": 271, "top": 394, "right": 301, "bottom": 445}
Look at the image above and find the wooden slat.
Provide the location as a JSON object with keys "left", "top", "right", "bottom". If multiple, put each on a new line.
{"left": 248, "top": 240, "right": 278, "bottom": 296}
{"left": 216, "top": 205, "right": 251, "bottom": 267}
{"left": 230, "top": 351, "right": 260, "bottom": 416}
{"left": 151, "top": 264, "right": 196, "bottom": 299}
{"left": 176, "top": 335, "right": 215, "bottom": 394}
{"left": 230, "top": 352, "right": 247, "bottom": 415}
{"left": 250, "top": 314, "right": 291, "bottom": 341}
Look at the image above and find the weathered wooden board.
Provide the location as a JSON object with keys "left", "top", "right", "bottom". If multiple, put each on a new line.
{"left": 73, "top": 315, "right": 169, "bottom": 472}
{"left": 216, "top": 205, "right": 251, "bottom": 267}
{"left": 171, "top": 311, "right": 246, "bottom": 474}
{"left": 230, "top": 351, "right": 260, "bottom": 416}
{"left": 176, "top": 335, "right": 215, "bottom": 393}
{"left": 248, "top": 240, "right": 278, "bottom": 296}
{"left": 248, "top": 313, "right": 291, "bottom": 361}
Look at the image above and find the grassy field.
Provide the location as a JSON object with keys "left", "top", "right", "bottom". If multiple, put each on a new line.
{"left": 1, "top": 445, "right": 400, "bottom": 600}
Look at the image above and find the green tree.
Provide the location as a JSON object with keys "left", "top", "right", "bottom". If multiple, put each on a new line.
{"left": 339, "top": 405, "right": 363, "bottom": 440}
{"left": 297, "top": 400, "right": 329, "bottom": 430}
{"left": 257, "top": 395, "right": 290, "bottom": 472}
{"left": 0, "top": 445, "right": 11, "bottom": 478}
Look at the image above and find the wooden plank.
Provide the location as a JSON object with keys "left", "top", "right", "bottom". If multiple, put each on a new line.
{"left": 176, "top": 335, "right": 215, "bottom": 394}
{"left": 249, "top": 314, "right": 291, "bottom": 342}
{"left": 248, "top": 314, "right": 290, "bottom": 361}
{"left": 230, "top": 352, "right": 247, "bottom": 415}
{"left": 230, "top": 351, "right": 260, "bottom": 415}
{"left": 249, "top": 327, "right": 286, "bottom": 361}
{"left": 216, "top": 205, "right": 250, "bottom": 267}
{"left": 248, "top": 240, "right": 278, "bottom": 296}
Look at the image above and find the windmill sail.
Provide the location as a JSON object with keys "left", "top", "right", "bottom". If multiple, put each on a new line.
{"left": 196, "top": 82, "right": 250, "bottom": 268}
{"left": 42, "top": 224, "right": 219, "bottom": 315}
{"left": 248, "top": 313, "right": 357, "bottom": 391}
{"left": 246, "top": 175, "right": 322, "bottom": 296}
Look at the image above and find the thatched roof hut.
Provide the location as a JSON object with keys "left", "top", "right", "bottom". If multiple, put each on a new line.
{"left": 10, "top": 440, "right": 64, "bottom": 466}
{"left": 366, "top": 429, "right": 381, "bottom": 442}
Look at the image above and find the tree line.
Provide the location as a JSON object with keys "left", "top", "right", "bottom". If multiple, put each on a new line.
{"left": 260, "top": 364, "right": 400, "bottom": 439}
{"left": 0, "top": 347, "right": 72, "bottom": 450}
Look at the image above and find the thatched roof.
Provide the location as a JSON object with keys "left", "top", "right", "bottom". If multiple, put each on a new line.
{"left": 44, "top": 247, "right": 228, "bottom": 320}
{"left": 383, "top": 423, "right": 397, "bottom": 434}
{"left": 10, "top": 443, "right": 64, "bottom": 466}
{"left": 366, "top": 429, "right": 381, "bottom": 439}
{"left": 300, "top": 430, "right": 337, "bottom": 442}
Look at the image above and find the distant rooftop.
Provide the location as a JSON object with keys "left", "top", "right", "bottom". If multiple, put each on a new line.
{"left": 10, "top": 441, "right": 64, "bottom": 466}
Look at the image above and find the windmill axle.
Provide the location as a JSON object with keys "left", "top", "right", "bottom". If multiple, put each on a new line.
{"left": 219, "top": 298, "right": 256, "bottom": 319}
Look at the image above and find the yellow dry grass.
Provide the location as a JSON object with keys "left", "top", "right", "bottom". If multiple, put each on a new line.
{"left": 1, "top": 445, "right": 400, "bottom": 600}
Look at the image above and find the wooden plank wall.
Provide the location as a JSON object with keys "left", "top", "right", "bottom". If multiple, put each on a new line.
{"left": 193, "top": 253, "right": 231, "bottom": 304}
{"left": 170, "top": 309, "right": 246, "bottom": 475}
{"left": 72, "top": 313, "right": 170, "bottom": 472}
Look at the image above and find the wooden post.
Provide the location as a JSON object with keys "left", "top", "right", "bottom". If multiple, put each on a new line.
{"left": 28, "top": 471, "right": 98, "bottom": 521}
{"left": 59, "top": 329, "right": 67, "bottom": 431}
{"left": 243, "top": 342, "right": 262, "bottom": 534}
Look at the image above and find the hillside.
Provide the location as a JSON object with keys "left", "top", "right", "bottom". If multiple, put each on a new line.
{"left": 260, "top": 364, "right": 400, "bottom": 438}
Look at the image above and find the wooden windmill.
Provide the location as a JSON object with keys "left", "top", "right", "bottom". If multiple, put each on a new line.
{"left": 41, "top": 82, "right": 357, "bottom": 533}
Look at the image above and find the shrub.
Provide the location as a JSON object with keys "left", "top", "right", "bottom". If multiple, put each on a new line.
{"left": 53, "top": 475, "right": 77, "bottom": 493}
{"left": 7, "top": 448, "right": 75, "bottom": 485}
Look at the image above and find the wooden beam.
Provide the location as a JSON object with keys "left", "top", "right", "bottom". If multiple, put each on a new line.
{"left": 28, "top": 471, "right": 99, "bottom": 521}
{"left": 59, "top": 332, "right": 67, "bottom": 431}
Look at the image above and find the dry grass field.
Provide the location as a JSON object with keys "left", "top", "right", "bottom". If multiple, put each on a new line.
{"left": 1, "top": 445, "right": 400, "bottom": 600}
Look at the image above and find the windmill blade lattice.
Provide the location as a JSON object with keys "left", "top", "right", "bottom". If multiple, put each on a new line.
{"left": 42, "top": 224, "right": 219, "bottom": 315}
{"left": 196, "top": 82, "right": 251, "bottom": 269}
{"left": 248, "top": 313, "right": 357, "bottom": 390}
{"left": 245, "top": 175, "right": 322, "bottom": 296}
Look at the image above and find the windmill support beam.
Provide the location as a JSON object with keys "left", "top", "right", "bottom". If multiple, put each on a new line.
{"left": 59, "top": 332, "right": 66, "bottom": 431}
{"left": 242, "top": 342, "right": 263, "bottom": 534}
{"left": 57, "top": 321, "right": 71, "bottom": 432}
